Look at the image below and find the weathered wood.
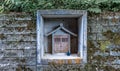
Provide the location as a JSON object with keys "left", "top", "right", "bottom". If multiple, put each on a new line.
{"left": 46, "top": 23, "right": 77, "bottom": 37}
{"left": 52, "top": 34, "right": 54, "bottom": 54}
{"left": 53, "top": 35, "right": 70, "bottom": 53}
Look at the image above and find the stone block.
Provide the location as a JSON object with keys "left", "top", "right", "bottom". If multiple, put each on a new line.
{"left": 97, "top": 33, "right": 107, "bottom": 40}
{"left": 102, "top": 26, "right": 111, "bottom": 32}
{"left": 99, "top": 19, "right": 109, "bottom": 26}
{"left": 17, "top": 42, "right": 36, "bottom": 49}
{"left": 4, "top": 34, "right": 36, "bottom": 42}
{"left": 0, "top": 21, "right": 6, "bottom": 28}
{"left": 0, "top": 15, "right": 5, "bottom": 20}
{"left": 0, "top": 28, "right": 5, "bottom": 33}
{"left": 110, "top": 51, "right": 120, "bottom": 56}
{"left": 112, "top": 59, "right": 120, "bottom": 64}
{"left": 14, "top": 17, "right": 31, "bottom": 20}
{"left": 90, "top": 26, "right": 98, "bottom": 33}
{"left": 6, "top": 34, "right": 23, "bottom": 41}
{"left": 88, "top": 33, "right": 97, "bottom": 40}
{"left": 5, "top": 15, "right": 16, "bottom": 21}
{"left": 25, "top": 57, "right": 36, "bottom": 65}
{"left": 88, "top": 19, "right": 97, "bottom": 27}
{"left": 109, "top": 26, "right": 120, "bottom": 32}
{"left": 112, "top": 65, "right": 120, "bottom": 69}
{"left": 14, "top": 57, "right": 36, "bottom": 65}
{"left": 25, "top": 66, "right": 36, "bottom": 71}
{"left": 1, "top": 41, "right": 36, "bottom": 49}
{"left": 4, "top": 50, "right": 24, "bottom": 57}
{"left": 109, "top": 18, "right": 119, "bottom": 25}
{"left": 23, "top": 49, "right": 36, "bottom": 57}
{"left": 22, "top": 35, "right": 34, "bottom": 41}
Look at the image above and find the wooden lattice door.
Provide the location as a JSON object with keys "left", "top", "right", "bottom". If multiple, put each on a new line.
{"left": 53, "top": 35, "right": 69, "bottom": 53}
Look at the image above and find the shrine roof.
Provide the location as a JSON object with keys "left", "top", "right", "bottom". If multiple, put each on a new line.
{"left": 46, "top": 23, "right": 77, "bottom": 37}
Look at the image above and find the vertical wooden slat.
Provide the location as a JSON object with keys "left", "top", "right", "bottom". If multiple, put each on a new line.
{"left": 53, "top": 35, "right": 70, "bottom": 53}
{"left": 69, "top": 35, "right": 71, "bottom": 53}
{"left": 52, "top": 34, "right": 54, "bottom": 54}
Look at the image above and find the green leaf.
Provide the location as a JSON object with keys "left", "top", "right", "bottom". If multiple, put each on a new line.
{"left": 0, "top": 6, "right": 4, "bottom": 13}
{"left": 88, "top": 7, "right": 101, "bottom": 13}
{"left": 95, "top": 0, "right": 108, "bottom": 4}
{"left": 112, "top": 0, "right": 120, "bottom": 3}
{"left": 4, "top": 0, "right": 11, "bottom": 5}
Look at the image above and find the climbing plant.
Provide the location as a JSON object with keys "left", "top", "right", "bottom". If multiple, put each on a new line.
{"left": 1, "top": 0, "right": 120, "bottom": 14}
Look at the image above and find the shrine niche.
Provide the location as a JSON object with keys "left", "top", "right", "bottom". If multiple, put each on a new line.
{"left": 46, "top": 23, "right": 77, "bottom": 54}
{"left": 37, "top": 10, "right": 87, "bottom": 64}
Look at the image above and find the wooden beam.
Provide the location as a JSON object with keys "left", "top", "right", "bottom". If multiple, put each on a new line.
{"left": 46, "top": 23, "right": 77, "bottom": 37}
{"left": 61, "top": 26, "right": 77, "bottom": 37}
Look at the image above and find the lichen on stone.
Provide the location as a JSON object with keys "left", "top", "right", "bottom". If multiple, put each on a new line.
{"left": 99, "top": 41, "right": 110, "bottom": 52}
{"left": 0, "top": 34, "right": 5, "bottom": 39}
{"left": 27, "top": 21, "right": 36, "bottom": 30}
{"left": 112, "top": 33, "right": 120, "bottom": 45}
{"left": 102, "top": 30, "right": 120, "bottom": 45}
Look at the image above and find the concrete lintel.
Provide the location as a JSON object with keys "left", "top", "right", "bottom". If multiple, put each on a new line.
{"left": 37, "top": 9, "right": 87, "bottom": 18}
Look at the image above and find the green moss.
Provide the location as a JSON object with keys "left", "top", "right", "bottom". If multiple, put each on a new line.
{"left": 99, "top": 41, "right": 110, "bottom": 52}
{"left": 16, "top": 66, "right": 22, "bottom": 71}
{"left": 113, "top": 33, "right": 120, "bottom": 45}
{"left": 0, "top": 34, "right": 5, "bottom": 39}
{"left": 87, "top": 40, "right": 95, "bottom": 56}
{"left": 102, "top": 30, "right": 120, "bottom": 45}
{"left": 16, "top": 65, "right": 32, "bottom": 71}
{"left": 87, "top": 40, "right": 96, "bottom": 49}
{"left": 102, "top": 30, "right": 114, "bottom": 40}
{"left": 112, "top": 18, "right": 118, "bottom": 24}
{"left": 27, "top": 21, "right": 36, "bottom": 30}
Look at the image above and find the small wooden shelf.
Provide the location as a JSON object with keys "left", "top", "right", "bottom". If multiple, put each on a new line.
{"left": 41, "top": 54, "right": 81, "bottom": 64}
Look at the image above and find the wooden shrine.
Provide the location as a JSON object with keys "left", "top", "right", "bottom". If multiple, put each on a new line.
{"left": 46, "top": 23, "right": 77, "bottom": 54}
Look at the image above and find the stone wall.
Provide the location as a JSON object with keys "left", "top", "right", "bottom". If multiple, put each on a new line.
{"left": 0, "top": 13, "right": 36, "bottom": 71}
{"left": 87, "top": 12, "right": 120, "bottom": 70}
{"left": 0, "top": 12, "right": 120, "bottom": 71}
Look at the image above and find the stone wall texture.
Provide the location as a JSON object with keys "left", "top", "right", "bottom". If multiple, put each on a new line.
{"left": 0, "top": 13, "right": 36, "bottom": 71}
{"left": 0, "top": 12, "right": 120, "bottom": 71}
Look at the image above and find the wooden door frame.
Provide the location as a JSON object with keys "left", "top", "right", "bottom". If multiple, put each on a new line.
{"left": 52, "top": 34, "right": 70, "bottom": 54}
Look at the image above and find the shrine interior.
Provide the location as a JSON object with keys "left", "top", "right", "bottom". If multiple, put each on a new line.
{"left": 44, "top": 18, "right": 79, "bottom": 55}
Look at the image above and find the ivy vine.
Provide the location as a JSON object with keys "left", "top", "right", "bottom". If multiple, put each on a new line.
{"left": 1, "top": 0, "right": 120, "bottom": 14}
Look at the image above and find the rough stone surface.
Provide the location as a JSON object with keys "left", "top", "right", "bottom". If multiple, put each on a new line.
{"left": 0, "top": 13, "right": 36, "bottom": 71}
{"left": 0, "top": 12, "right": 120, "bottom": 71}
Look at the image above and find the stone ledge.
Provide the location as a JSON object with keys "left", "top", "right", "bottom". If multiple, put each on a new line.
{"left": 41, "top": 58, "right": 81, "bottom": 65}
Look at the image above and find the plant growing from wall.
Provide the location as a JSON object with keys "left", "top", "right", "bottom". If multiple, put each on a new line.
{"left": 1, "top": 0, "right": 120, "bottom": 14}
